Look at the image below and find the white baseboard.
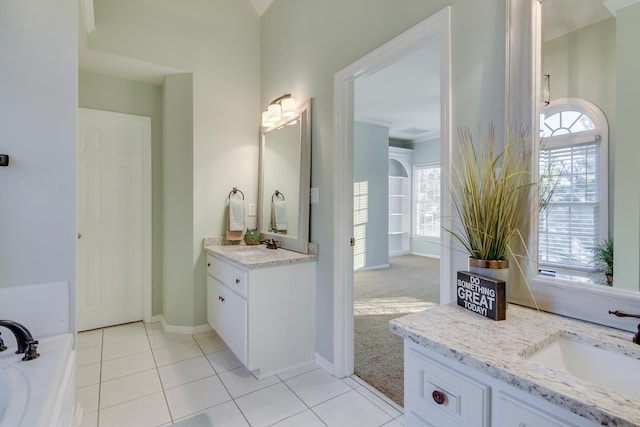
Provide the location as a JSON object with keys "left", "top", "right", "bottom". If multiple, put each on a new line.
{"left": 410, "top": 252, "right": 441, "bottom": 259}
{"left": 152, "top": 314, "right": 212, "bottom": 335}
{"left": 314, "top": 352, "right": 336, "bottom": 376}
{"left": 356, "top": 263, "right": 390, "bottom": 272}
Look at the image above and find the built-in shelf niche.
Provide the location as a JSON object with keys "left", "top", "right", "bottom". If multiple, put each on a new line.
{"left": 388, "top": 147, "right": 412, "bottom": 255}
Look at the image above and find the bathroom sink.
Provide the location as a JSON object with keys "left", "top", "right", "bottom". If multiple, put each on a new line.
{"left": 230, "top": 247, "right": 269, "bottom": 257}
{"left": 526, "top": 333, "right": 640, "bottom": 399}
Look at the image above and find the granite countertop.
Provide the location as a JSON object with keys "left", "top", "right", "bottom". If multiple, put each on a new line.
{"left": 204, "top": 243, "right": 317, "bottom": 269}
{"left": 390, "top": 304, "right": 640, "bottom": 427}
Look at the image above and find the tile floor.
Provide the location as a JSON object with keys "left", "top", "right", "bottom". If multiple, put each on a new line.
{"left": 76, "top": 321, "right": 404, "bottom": 427}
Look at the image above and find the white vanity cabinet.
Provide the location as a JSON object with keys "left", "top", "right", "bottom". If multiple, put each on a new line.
{"left": 206, "top": 253, "right": 315, "bottom": 378}
{"left": 404, "top": 341, "right": 597, "bottom": 427}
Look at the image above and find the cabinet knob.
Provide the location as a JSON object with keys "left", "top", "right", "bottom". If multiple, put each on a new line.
{"left": 207, "top": 262, "right": 211, "bottom": 267}
{"left": 432, "top": 390, "right": 446, "bottom": 405}
{"left": 235, "top": 278, "right": 240, "bottom": 284}
{"left": 218, "top": 296, "right": 225, "bottom": 302}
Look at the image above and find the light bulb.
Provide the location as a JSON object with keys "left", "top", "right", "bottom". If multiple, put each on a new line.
{"left": 267, "top": 104, "right": 282, "bottom": 122}
{"left": 261, "top": 111, "right": 271, "bottom": 127}
{"left": 281, "top": 98, "right": 296, "bottom": 117}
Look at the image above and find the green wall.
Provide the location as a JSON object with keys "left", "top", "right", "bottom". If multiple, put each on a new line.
{"left": 78, "top": 71, "right": 164, "bottom": 316}
{"left": 88, "top": 0, "right": 260, "bottom": 327}
{"left": 354, "top": 122, "right": 389, "bottom": 269}
{"left": 614, "top": 3, "right": 640, "bottom": 290}
{"left": 262, "top": 0, "right": 507, "bottom": 362}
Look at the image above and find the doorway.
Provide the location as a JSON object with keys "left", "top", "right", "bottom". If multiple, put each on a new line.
{"left": 76, "top": 108, "right": 152, "bottom": 331}
{"left": 333, "top": 7, "right": 453, "bottom": 380}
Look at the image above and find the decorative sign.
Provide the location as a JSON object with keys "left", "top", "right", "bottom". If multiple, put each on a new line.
{"left": 456, "top": 271, "right": 506, "bottom": 321}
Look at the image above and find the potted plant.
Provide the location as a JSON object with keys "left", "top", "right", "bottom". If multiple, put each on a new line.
{"left": 592, "top": 238, "right": 614, "bottom": 286}
{"left": 446, "top": 124, "right": 532, "bottom": 288}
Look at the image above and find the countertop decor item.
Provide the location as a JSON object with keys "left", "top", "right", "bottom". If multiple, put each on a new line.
{"left": 445, "top": 124, "right": 534, "bottom": 307}
{"left": 244, "top": 228, "right": 260, "bottom": 245}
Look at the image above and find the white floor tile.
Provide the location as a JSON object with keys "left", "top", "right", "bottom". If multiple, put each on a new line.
{"left": 193, "top": 329, "right": 218, "bottom": 341}
{"left": 76, "top": 330, "right": 103, "bottom": 350}
{"left": 218, "top": 366, "right": 281, "bottom": 398}
{"left": 175, "top": 401, "right": 249, "bottom": 427}
{"left": 152, "top": 341, "right": 203, "bottom": 367}
{"left": 102, "top": 322, "right": 147, "bottom": 345}
{"left": 354, "top": 385, "right": 403, "bottom": 418}
{"left": 164, "top": 375, "right": 231, "bottom": 420}
{"left": 100, "top": 369, "right": 163, "bottom": 409}
{"left": 234, "top": 382, "right": 307, "bottom": 427}
{"left": 98, "top": 392, "right": 171, "bottom": 427}
{"left": 285, "top": 368, "right": 352, "bottom": 407}
{"left": 102, "top": 336, "right": 152, "bottom": 361}
{"left": 342, "top": 376, "right": 360, "bottom": 389}
{"left": 312, "top": 390, "right": 393, "bottom": 427}
{"left": 76, "top": 362, "right": 101, "bottom": 388}
{"left": 77, "top": 346, "right": 102, "bottom": 367}
{"left": 79, "top": 410, "right": 98, "bottom": 427}
{"left": 158, "top": 355, "right": 215, "bottom": 389}
{"left": 76, "top": 383, "right": 100, "bottom": 414}
{"left": 194, "top": 334, "right": 228, "bottom": 354}
{"left": 382, "top": 419, "right": 404, "bottom": 426}
{"left": 148, "top": 332, "right": 195, "bottom": 350}
{"left": 101, "top": 351, "right": 157, "bottom": 382}
{"left": 143, "top": 322, "right": 164, "bottom": 336}
{"left": 270, "top": 409, "right": 326, "bottom": 427}
{"left": 276, "top": 362, "right": 320, "bottom": 381}
{"left": 206, "top": 349, "right": 243, "bottom": 373}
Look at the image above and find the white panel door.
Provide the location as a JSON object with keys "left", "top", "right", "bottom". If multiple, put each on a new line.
{"left": 77, "top": 108, "right": 151, "bottom": 331}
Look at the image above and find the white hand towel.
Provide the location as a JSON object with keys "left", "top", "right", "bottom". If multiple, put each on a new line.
{"left": 272, "top": 199, "right": 287, "bottom": 231}
{"left": 228, "top": 198, "right": 245, "bottom": 231}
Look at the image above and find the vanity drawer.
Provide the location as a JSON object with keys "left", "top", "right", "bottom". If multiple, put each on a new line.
{"left": 405, "top": 342, "right": 490, "bottom": 427}
{"left": 209, "top": 255, "right": 248, "bottom": 298}
{"left": 496, "top": 392, "right": 580, "bottom": 427}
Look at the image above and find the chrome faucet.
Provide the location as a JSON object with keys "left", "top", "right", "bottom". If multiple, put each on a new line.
{"left": 608, "top": 310, "right": 640, "bottom": 345}
{"left": 0, "top": 320, "right": 40, "bottom": 361}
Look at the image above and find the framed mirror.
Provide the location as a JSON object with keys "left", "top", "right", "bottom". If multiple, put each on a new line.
{"left": 258, "top": 100, "right": 311, "bottom": 253}
{"left": 506, "top": 0, "right": 640, "bottom": 331}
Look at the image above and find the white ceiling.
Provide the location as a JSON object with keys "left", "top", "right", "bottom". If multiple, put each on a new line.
{"left": 355, "top": 43, "right": 441, "bottom": 141}
{"left": 248, "top": 0, "right": 274, "bottom": 16}
{"left": 543, "top": 0, "right": 613, "bottom": 41}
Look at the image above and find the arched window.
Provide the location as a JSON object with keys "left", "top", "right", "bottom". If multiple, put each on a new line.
{"left": 538, "top": 98, "right": 608, "bottom": 283}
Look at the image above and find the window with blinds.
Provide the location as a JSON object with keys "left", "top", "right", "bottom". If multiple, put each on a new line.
{"left": 414, "top": 164, "right": 440, "bottom": 238}
{"left": 539, "top": 141, "right": 599, "bottom": 270}
{"left": 537, "top": 103, "right": 608, "bottom": 281}
{"left": 353, "top": 181, "right": 368, "bottom": 270}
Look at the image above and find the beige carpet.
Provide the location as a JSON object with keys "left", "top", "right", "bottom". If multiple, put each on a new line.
{"left": 354, "top": 255, "right": 440, "bottom": 407}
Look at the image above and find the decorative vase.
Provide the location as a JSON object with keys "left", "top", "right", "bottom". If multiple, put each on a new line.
{"left": 244, "top": 228, "right": 261, "bottom": 246}
{"left": 468, "top": 258, "right": 510, "bottom": 306}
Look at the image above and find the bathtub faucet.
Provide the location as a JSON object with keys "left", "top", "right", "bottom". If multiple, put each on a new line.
{"left": 0, "top": 320, "right": 40, "bottom": 361}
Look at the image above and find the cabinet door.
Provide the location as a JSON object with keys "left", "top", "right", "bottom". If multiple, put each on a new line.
{"left": 208, "top": 277, "right": 248, "bottom": 364}
{"left": 496, "top": 392, "right": 582, "bottom": 427}
{"left": 405, "top": 343, "right": 490, "bottom": 427}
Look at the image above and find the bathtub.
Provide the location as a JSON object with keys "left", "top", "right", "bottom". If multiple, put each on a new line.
{"left": 0, "top": 333, "right": 75, "bottom": 427}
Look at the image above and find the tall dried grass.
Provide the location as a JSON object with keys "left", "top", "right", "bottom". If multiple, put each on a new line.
{"left": 447, "top": 125, "right": 532, "bottom": 261}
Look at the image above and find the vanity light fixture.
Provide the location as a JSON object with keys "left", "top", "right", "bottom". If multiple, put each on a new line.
{"left": 261, "top": 93, "right": 296, "bottom": 127}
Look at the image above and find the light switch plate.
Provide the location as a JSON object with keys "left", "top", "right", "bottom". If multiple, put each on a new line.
{"left": 248, "top": 203, "right": 256, "bottom": 216}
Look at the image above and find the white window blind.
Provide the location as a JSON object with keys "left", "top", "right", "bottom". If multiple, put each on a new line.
{"left": 414, "top": 164, "right": 440, "bottom": 238}
{"left": 539, "top": 141, "right": 599, "bottom": 270}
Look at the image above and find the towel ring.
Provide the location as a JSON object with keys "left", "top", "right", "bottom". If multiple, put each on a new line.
{"left": 228, "top": 187, "right": 245, "bottom": 200}
{"left": 272, "top": 190, "right": 285, "bottom": 202}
